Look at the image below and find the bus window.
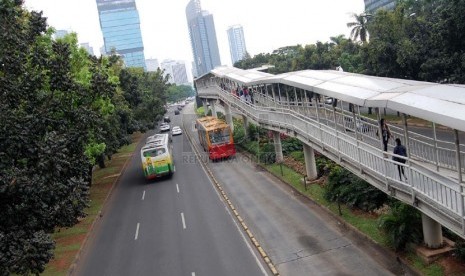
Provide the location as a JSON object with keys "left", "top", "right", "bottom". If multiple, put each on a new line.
{"left": 209, "top": 128, "right": 230, "bottom": 144}
{"left": 143, "top": 148, "right": 166, "bottom": 157}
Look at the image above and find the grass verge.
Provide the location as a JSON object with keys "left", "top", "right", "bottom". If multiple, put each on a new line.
{"left": 41, "top": 132, "right": 143, "bottom": 276}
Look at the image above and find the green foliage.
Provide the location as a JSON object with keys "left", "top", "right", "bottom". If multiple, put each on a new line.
{"left": 454, "top": 239, "right": 465, "bottom": 262}
{"left": 281, "top": 137, "right": 303, "bottom": 155}
{"left": 247, "top": 123, "right": 267, "bottom": 141}
{"left": 84, "top": 142, "right": 106, "bottom": 165}
{"left": 259, "top": 143, "right": 276, "bottom": 164}
{"left": 378, "top": 201, "right": 422, "bottom": 251}
{"left": 0, "top": 2, "right": 93, "bottom": 273}
{"left": 289, "top": 151, "right": 304, "bottom": 162}
{"left": 166, "top": 84, "right": 195, "bottom": 103}
{"left": 196, "top": 106, "right": 205, "bottom": 117}
{"left": 120, "top": 68, "right": 169, "bottom": 130}
{"left": 0, "top": 1, "right": 166, "bottom": 273}
{"left": 232, "top": 122, "right": 246, "bottom": 145}
{"left": 347, "top": 12, "right": 370, "bottom": 43}
{"left": 324, "top": 166, "right": 388, "bottom": 211}
{"left": 316, "top": 155, "right": 336, "bottom": 177}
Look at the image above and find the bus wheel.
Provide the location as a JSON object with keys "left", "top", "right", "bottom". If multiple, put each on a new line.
{"left": 168, "top": 165, "right": 174, "bottom": 178}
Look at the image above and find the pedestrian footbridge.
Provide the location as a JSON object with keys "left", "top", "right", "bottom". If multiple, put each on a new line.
{"left": 195, "top": 66, "right": 465, "bottom": 246}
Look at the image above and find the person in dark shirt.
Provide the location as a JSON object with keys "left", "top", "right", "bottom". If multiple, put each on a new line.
{"left": 393, "top": 138, "right": 408, "bottom": 181}
{"left": 378, "top": 118, "right": 391, "bottom": 152}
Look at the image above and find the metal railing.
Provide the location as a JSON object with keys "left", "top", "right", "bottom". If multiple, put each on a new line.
{"left": 197, "top": 83, "right": 465, "bottom": 238}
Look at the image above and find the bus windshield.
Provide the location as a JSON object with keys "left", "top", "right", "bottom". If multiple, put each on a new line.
{"left": 143, "top": 147, "right": 166, "bottom": 158}
{"left": 208, "top": 128, "right": 230, "bottom": 145}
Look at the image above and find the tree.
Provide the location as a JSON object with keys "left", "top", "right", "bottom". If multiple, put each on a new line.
{"left": 378, "top": 201, "right": 422, "bottom": 251}
{"left": 347, "top": 12, "right": 371, "bottom": 43}
{"left": 166, "top": 84, "right": 195, "bottom": 103}
{"left": 0, "top": 2, "right": 90, "bottom": 273}
{"left": 120, "top": 68, "right": 170, "bottom": 130}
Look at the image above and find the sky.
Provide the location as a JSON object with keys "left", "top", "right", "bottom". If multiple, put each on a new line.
{"left": 24, "top": 0, "right": 364, "bottom": 68}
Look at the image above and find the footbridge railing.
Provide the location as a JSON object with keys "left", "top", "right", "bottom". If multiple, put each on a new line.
{"left": 197, "top": 84, "right": 465, "bottom": 239}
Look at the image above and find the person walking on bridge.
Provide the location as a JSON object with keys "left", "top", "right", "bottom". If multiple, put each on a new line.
{"left": 393, "top": 138, "right": 408, "bottom": 181}
{"left": 377, "top": 118, "right": 391, "bottom": 152}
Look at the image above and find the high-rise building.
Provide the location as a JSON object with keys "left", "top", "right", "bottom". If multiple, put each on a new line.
{"left": 227, "top": 25, "right": 247, "bottom": 65}
{"left": 146, "top": 58, "right": 159, "bottom": 72}
{"left": 161, "top": 60, "right": 189, "bottom": 85}
{"left": 364, "top": 0, "right": 396, "bottom": 14}
{"left": 96, "top": 0, "right": 146, "bottom": 69}
{"left": 186, "top": 0, "right": 221, "bottom": 77}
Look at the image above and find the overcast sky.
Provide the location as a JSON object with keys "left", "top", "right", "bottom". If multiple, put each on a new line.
{"left": 24, "top": 0, "right": 364, "bottom": 67}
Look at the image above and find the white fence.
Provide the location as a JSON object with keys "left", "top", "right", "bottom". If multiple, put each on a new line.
{"left": 198, "top": 83, "right": 465, "bottom": 238}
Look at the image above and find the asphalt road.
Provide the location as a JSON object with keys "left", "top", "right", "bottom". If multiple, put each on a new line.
{"left": 75, "top": 108, "right": 268, "bottom": 276}
{"left": 183, "top": 103, "right": 412, "bottom": 276}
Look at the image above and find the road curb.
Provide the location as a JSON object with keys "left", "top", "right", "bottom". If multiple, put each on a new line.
{"left": 67, "top": 137, "right": 142, "bottom": 276}
{"left": 183, "top": 121, "right": 280, "bottom": 276}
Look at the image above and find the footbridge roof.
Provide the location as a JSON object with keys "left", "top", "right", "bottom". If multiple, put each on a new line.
{"left": 208, "top": 66, "right": 465, "bottom": 132}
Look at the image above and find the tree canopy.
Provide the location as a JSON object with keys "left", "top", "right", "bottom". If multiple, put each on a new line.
{"left": 236, "top": 0, "right": 465, "bottom": 84}
{"left": 0, "top": 1, "right": 170, "bottom": 274}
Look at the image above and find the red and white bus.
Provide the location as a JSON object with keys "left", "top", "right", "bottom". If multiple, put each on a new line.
{"left": 196, "top": 116, "right": 236, "bottom": 160}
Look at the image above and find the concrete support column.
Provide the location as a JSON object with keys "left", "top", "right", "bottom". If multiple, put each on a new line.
{"left": 303, "top": 143, "right": 318, "bottom": 180}
{"left": 421, "top": 213, "right": 443, "bottom": 248}
{"left": 273, "top": 131, "right": 284, "bottom": 163}
{"left": 242, "top": 114, "right": 249, "bottom": 140}
{"left": 210, "top": 100, "right": 217, "bottom": 118}
{"left": 224, "top": 103, "right": 234, "bottom": 133}
{"left": 202, "top": 100, "right": 208, "bottom": 116}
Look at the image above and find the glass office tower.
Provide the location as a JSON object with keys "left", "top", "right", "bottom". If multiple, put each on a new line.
{"left": 186, "top": 0, "right": 221, "bottom": 77}
{"left": 96, "top": 0, "right": 146, "bottom": 69}
{"left": 227, "top": 25, "right": 247, "bottom": 65}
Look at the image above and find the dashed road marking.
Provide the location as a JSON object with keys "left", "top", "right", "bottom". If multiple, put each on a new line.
{"left": 176, "top": 183, "right": 180, "bottom": 193}
{"left": 142, "top": 190, "right": 145, "bottom": 200}
{"left": 134, "top": 223, "right": 140, "bottom": 240}
{"left": 181, "top": 212, "right": 186, "bottom": 229}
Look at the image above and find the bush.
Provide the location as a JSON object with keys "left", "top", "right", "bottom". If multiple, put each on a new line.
{"left": 259, "top": 143, "right": 276, "bottom": 164}
{"left": 454, "top": 239, "right": 465, "bottom": 262}
{"left": 282, "top": 138, "right": 303, "bottom": 155}
{"left": 378, "top": 201, "right": 422, "bottom": 251}
{"left": 316, "top": 155, "right": 335, "bottom": 177}
{"left": 233, "top": 124, "right": 246, "bottom": 145}
{"left": 324, "top": 166, "right": 388, "bottom": 211}
{"left": 290, "top": 151, "right": 304, "bottom": 162}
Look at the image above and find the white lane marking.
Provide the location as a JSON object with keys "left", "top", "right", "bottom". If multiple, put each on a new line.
{"left": 142, "top": 190, "right": 145, "bottom": 200}
{"left": 191, "top": 273, "right": 196, "bottom": 276}
{"left": 176, "top": 184, "right": 180, "bottom": 193}
{"left": 135, "top": 223, "right": 140, "bottom": 240}
{"left": 181, "top": 212, "right": 186, "bottom": 229}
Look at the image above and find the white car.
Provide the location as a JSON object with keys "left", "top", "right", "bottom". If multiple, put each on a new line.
{"left": 160, "top": 123, "right": 170, "bottom": 132}
{"left": 172, "top": 126, "right": 182, "bottom": 136}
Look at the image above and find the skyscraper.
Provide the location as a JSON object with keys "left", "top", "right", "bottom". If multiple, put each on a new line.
{"left": 161, "top": 60, "right": 189, "bottom": 85}
{"left": 364, "top": 0, "right": 396, "bottom": 14}
{"left": 96, "top": 0, "right": 146, "bottom": 69}
{"left": 227, "top": 25, "right": 247, "bottom": 65}
{"left": 146, "top": 58, "right": 159, "bottom": 72}
{"left": 186, "top": 0, "right": 221, "bottom": 77}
